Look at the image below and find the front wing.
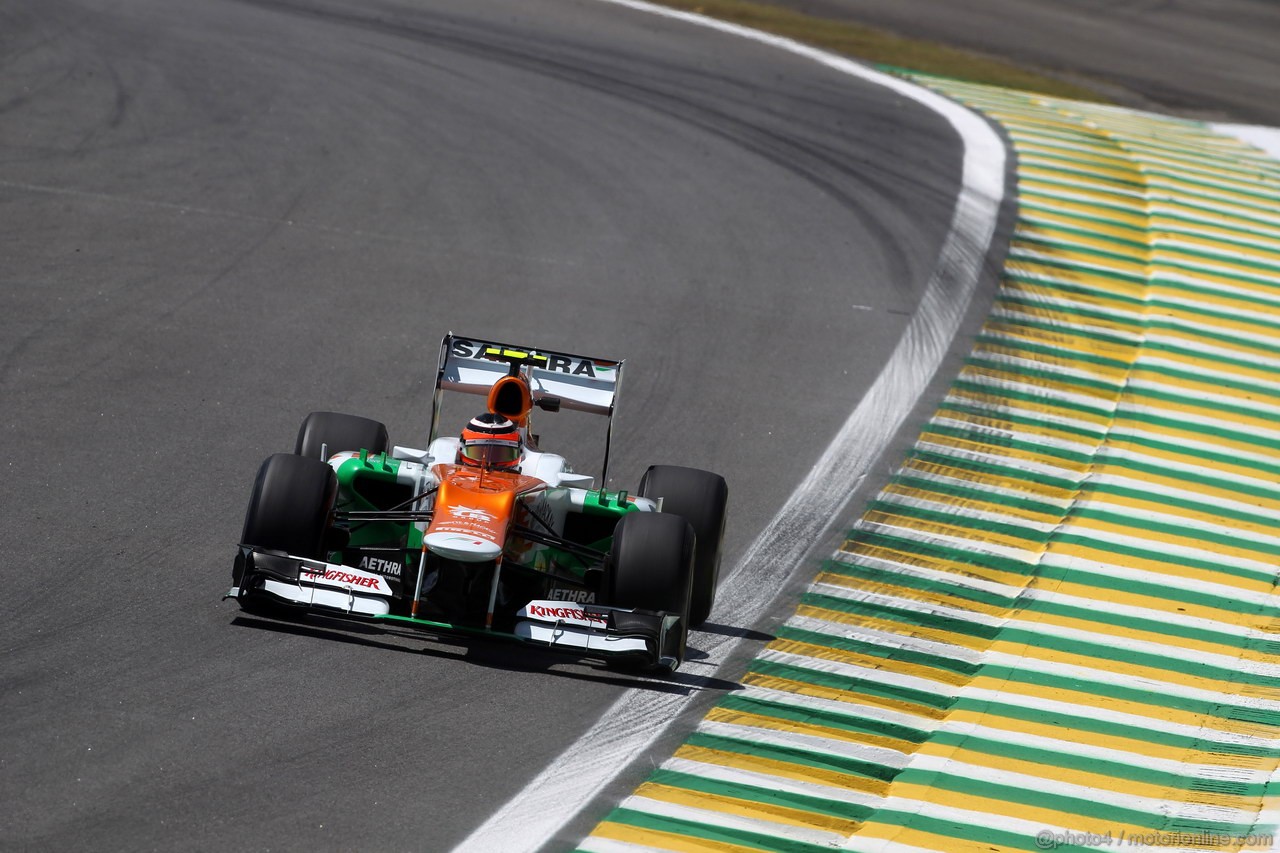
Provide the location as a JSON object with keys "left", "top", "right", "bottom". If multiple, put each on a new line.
{"left": 227, "top": 546, "right": 685, "bottom": 670}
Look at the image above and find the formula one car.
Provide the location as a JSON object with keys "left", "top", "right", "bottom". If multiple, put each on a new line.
{"left": 226, "top": 333, "right": 728, "bottom": 672}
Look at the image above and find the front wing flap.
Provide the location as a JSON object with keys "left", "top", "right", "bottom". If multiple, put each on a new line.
{"left": 512, "top": 600, "right": 685, "bottom": 671}
{"left": 228, "top": 547, "right": 393, "bottom": 616}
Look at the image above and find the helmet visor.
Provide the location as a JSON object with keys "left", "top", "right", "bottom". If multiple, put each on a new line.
{"left": 461, "top": 440, "right": 521, "bottom": 466}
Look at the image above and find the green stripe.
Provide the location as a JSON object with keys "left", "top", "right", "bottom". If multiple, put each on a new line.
{"left": 1004, "top": 269, "right": 1145, "bottom": 305}
{"left": 772, "top": 625, "right": 979, "bottom": 679}
{"left": 864, "top": 501, "right": 1050, "bottom": 546}
{"left": 934, "top": 400, "right": 1109, "bottom": 439}
{"left": 645, "top": 768, "right": 876, "bottom": 823}
{"left": 1108, "top": 415, "right": 1280, "bottom": 465}
{"left": 890, "top": 474, "right": 1068, "bottom": 517}
{"left": 720, "top": 690, "right": 933, "bottom": 740}
{"left": 1015, "top": 233, "right": 1150, "bottom": 266}
{"left": 822, "top": 556, "right": 1017, "bottom": 610}
{"left": 1033, "top": 561, "right": 1280, "bottom": 619}
{"left": 976, "top": 662, "right": 1280, "bottom": 728}
{"left": 919, "top": 421, "right": 1096, "bottom": 466}
{"left": 905, "top": 447, "right": 1083, "bottom": 491}
{"left": 950, "top": 378, "right": 1115, "bottom": 418}
{"left": 950, "top": 695, "right": 1276, "bottom": 757}
{"left": 973, "top": 333, "right": 1135, "bottom": 372}
{"left": 842, "top": 529, "right": 1040, "bottom": 576}
{"left": 892, "top": 766, "right": 1261, "bottom": 835}
{"left": 995, "top": 295, "right": 1145, "bottom": 331}
{"left": 1006, "top": 249, "right": 1148, "bottom": 284}
{"left": 1018, "top": 216, "right": 1149, "bottom": 250}
{"left": 747, "top": 660, "right": 954, "bottom": 712}
{"left": 1022, "top": 593, "right": 1264, "bottom": 653}
{"left": 963, "top": 356, "right": 1125, "bottom": 398}
{"left": 802, "top": 589, "right": 1001, "bottom": 640}
{"left": 1083, "top": 480, "right": 1280, "bottom": 531}
{"left": 1134, "top": 362, "right": 1280, "bottom": 406}
{"left": 596, "top": 807, "right": 839, "bottom": 853}
{"left": 1069, "top": 506, "right": 1280, "bottom": 558}
{"left": 684, "top": 731, "right": 900, "bottom": 782}
{"left": 997, "top": 623, "right": 1280, "bottom": 688}
{"left": 1052, "top": 532, "right": 1275, "bottom": 584}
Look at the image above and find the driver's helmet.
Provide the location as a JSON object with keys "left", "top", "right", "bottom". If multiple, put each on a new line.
{"left": 459, "top": 412, "right": 522, "bottom": 471}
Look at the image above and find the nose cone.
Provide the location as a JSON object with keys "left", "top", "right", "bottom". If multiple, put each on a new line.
{"left": 424, "top": 531, "right": 503, "bottom": 562}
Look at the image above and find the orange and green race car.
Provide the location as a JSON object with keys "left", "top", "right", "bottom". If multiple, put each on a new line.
{"left": 226, "top": 333, "right": 728, "bottom": 672}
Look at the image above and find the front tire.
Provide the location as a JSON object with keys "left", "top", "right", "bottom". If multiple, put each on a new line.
{"left": 637, "top": 465, "right": 728, "bottom": 627}
{"left": 605, "top": 511, "right": 694, "bottom": 618}
{"left": 294, "top": 411, "right": 389, "bottom": 460}
{"left": 241, "top": 453, "right": 338, "bottom": 559}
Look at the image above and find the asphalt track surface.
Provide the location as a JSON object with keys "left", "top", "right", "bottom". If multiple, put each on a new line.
{"left": 0, "top": 1, "right": 982, "bottom": 850}
{"left": 776, "top": 0, "right": 1280, "bottom": 125}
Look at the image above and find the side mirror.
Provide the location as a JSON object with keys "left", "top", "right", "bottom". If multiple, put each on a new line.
{"left": 536, "top": 396, "right": 562, "bottom": 412}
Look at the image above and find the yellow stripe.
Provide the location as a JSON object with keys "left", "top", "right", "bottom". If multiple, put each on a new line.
{"left": 1074, "top": 486, "right": 1280, "bottom": 537}
{"left": 900, "top": 452, "right": 1082, "bottom": 501}
{"left": 960, "top": 364, "right": 1121, "bottom": 406}
{"left": 793, "top": 604, "right": 993, "bottom": 653}
{"left": 881, "top": 482, "right": 1064, "bottom": 525}
{"left": 1020, "top": 194, "right": 1148, "bottom": 227}
{"left": 815, "top": 569, "right": 1013, "bottom": 619}
{"left": 632, "top": 782, "right": 864, "bottom": 835}
{"left": 852, "top": 811, "right": 1142, "bottom": 853}
{"left": 1022, "top": 208, "right": 1148, "bottom": 241}
{"left": 1013, "top": 595, "right": 1278, "bottom": 666}
{"left": 1092, "top": 460, "right": 1280, "bottom": 511}
{"left": 763, "top": 638, "right": 974, "bottom": 689}
{"left": 1002, "top": 278, "right": 1146, "bottom": 316}
{"left": 1146, "top": 282, "right": 1280, "bottom": 320}
{"left": 705, "top": 706, "right": 916, "bottom": 754}
{"left": 993, "top": 300, "right": 1145, "bottom": 338}
{"left": 838, "top": 537, "right": 1040, "bottom": 587}
{"left": 860, "top": 507, "right": 1048, "bottom": 552}
{"left": 1046, "top": 539, "right": 1274, "bottom": 596}
{"left": 975, "top": 336, "right": 1134, "bottom": 377}
{"left": 931, "top": 404, "right": 1107, "bottom": 448}
{"left": 1129, "top": 344, "right": 1280, "bottom": 389}
{"left": 1039, "top": 573, "right": 1279, "bottom": 630}
{"left": 979, "top": 320, "right": 1140, "bottom": 364}
{"left": 590, "top": 819, "right": 763, "bottom": 853}
{"left": 671, "top": 744, "right": 891, "bottom": 796}
{"left": 1159, "top": 236, "right": 1280, "bottom": 267}
{"left": 739, "top": 673, "right": 946, "bottom": 722}
{"left": 911, "top": 740, "right": 1255, "bottom": 810}
{"left": 965, "top": 673, "right": 1272, "bottom": 736}
{"left": 986, "top": 636, "right": 1265, "bottom": 698}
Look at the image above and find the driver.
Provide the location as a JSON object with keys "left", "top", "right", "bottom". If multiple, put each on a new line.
{"left": 458, "top": 412, "right": 523, "bottom": 471}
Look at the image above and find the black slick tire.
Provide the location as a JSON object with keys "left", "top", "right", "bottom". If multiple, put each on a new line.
{"left": 637, "top": 465, "right": 728, "bottom": 627}
{"left": 606, "top": 511, "right": 694, "bottom": 617}
{"left": 294, "top": 411, "right": 389, "bottom": 460}
{"left": 241, "top": 453, "right": 338, "bottom": 560}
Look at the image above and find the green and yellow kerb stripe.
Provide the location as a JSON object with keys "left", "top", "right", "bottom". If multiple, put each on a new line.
{"left": 581, "top": 78, "right": 1280, "bottom": 853}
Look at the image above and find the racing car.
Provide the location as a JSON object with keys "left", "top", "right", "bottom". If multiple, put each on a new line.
{"left": 226, "top": 333, "right": 728, "bottom": 672}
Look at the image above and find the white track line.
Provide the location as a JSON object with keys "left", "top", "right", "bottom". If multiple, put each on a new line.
{"left": 449, "top": 3, "right": 1007, "bottom": 851}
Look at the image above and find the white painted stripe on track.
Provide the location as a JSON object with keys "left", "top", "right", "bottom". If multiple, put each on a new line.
{"left": 448, "top": 2, "right": 1007, "bottom": 851}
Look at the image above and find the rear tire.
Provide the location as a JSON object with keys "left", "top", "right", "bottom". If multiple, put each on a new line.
{"left": 605, "top": 511, "right": 694, "bottom": 618}
{"left": 637, "top": 465, "right": 728, "bottom": 627}
{"left": 241, "top": 453, "right": 338, "bottom": 559}
{"left": 294, "top": 411, "right": 389, "bottom": 460}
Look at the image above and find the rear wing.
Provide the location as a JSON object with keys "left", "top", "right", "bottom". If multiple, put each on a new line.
{"left": 429, "top": 333, "right": 624, "bottom": 482}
